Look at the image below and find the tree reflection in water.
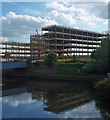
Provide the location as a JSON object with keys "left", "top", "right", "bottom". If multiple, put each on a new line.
{"left": 95, "top": 96, "right": 110, "bottom": 120}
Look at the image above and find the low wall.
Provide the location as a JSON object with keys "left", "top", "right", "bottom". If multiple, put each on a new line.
{"left": 0, "top": 61, "right": 27, "bottom": 69}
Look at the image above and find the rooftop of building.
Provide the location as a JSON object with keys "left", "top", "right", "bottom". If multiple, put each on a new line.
{"left": 42, "top": 25, "right": 105, "bottom": 36}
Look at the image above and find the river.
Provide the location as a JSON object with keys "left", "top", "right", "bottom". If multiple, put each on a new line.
{"left": 1, "top": 81, "right": 110, "bottom": 119}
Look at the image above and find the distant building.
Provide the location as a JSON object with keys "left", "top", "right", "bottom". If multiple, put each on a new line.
{"left": 30, "top": 25, "right": 104, "bottom": 60}
{"left": 1, "top": 42, "right": 30, "bottom": 62}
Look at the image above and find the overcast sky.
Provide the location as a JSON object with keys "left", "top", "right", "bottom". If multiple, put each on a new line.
{"left": 1, "top": 0, "right": 109, "bottom": 42}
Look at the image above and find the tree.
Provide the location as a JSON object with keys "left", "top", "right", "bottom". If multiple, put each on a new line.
{"left": 46, "top": 52, "right": 58, "bottom": 66}
{"left": 91, "top": 33, "right": 110, "bottom": 73}
{"left": 80, "top": 34, "right": 110, "bottom": 75}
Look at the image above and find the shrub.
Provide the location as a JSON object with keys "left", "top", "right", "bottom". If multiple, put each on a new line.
{"left": 94, "top": 78, "right": 110, "bottom": 91}
{"left": 71, "top": 55, "right": 80, "bottom": 63}
{"left": 56, "top": 63, "right": 85, "bottom": 75}
{"left": 80, "top": 60, "right": 97, "bottom": 75}
{"left": 46, "top": 52, "right": 58, "bottom": 66}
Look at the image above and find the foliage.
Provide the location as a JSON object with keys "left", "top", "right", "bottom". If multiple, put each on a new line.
{"left": 94, "top": 77, "right": 110, "bottom": 101}
{"left": 71, "top": 55, "right": 80, "bottom": 63}
{"left": 80, "top": 34, "right": 110, "bottom": 75}
{"left": 79, "top": 57, "right": 93, "bottom": 63}
{"left": 46, "top": 52, "right": 58, "bottom": 66}
{"left": 57, "top": 63, "right": 85, "bottom": 75}
{"left": 80, "top": 60, "right": 97, "bottom": 75}
{"left": 58, "top": 58, "right": 72, "bottom": 63}
{"left": 58, "top": 57, "right": 92, "bottom": 64}
{"left": 62, "top": 55, "right": 80, "bottom": 63}
{"left": 91, "top": 34, "right": 110, "bottom": 73}
{"left": 94, "top": 78, "right": 110, "bottom": 89}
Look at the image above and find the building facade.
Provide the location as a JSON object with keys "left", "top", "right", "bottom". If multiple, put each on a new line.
{"left": 1, "top": 25, "right": 105, "bottom": 62}
{"left": 30, "top": 25, "right": 104, "bottom": 60}
{"left": 1, "top": 42, "right": 30, "bottom": 62}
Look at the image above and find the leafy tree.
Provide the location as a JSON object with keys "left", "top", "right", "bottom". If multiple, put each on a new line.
{"left": 81, "top": 34, "right": 110, "bottom": 75}
{"left": 46, "top": 52, "right": 58, "bottom": 66}
{"left": 91, "top": 34, "right": 110, "bottom": 73}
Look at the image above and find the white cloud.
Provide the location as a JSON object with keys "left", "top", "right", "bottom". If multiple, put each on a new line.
{"left": 46, "top": 2, "right": 83, "bottom": 13}
{"left": 1, "top": 12, "right": 58, "bottom": 37}
{"left": 0, "top": 37, "right": 7, "bottom": 42}
{"left": 62, "top": 101, "right": 101, "bottom": 118}
{"left": 3, "top": 92, "right": 38, "bottom": 107}
{"left": 1, "top": 2, "right": 108, "bottom": 42}
{"left": 46, "top": 2, "right": 108, "bottom": 30}
{"left": 76, "top": 7, "right": 108, "bottom": 28}
{"left": 49, "top": 10, "right": 76, "bottom": 25}
{"left": 46, "top": 2, "right": 108, "bottom": 19}
{"left": 1, "top": 0, "right": 110, "bottom": 2}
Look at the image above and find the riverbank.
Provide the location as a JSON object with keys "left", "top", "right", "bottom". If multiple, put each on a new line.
{"left": 2, "top": 62, "right": 106, "bottom": 84}
{"left": 3, "top": 68, "right": 105, "bottom": 84}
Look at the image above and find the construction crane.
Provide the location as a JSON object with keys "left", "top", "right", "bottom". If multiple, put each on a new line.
{"left": 36, "top": 29, "right": 39, "bottom": 36}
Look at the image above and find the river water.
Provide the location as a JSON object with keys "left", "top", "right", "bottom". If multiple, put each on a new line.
{"left": 1, "top": 81, "right": 110, "bottom": 119}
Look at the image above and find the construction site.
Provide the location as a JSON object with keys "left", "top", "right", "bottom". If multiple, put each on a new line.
{"left": 1, "top": 25, "right": 105, "bottom": 62}
{"left": 1, "top": 42, "right": 30, "bottom": 62}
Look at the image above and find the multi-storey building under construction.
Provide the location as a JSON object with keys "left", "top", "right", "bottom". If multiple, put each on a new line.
{"left": 30, "top": 25, "right": 104, "bottom": 60}
{"left": 1, "top": 42, "right": 30, "bottom": 62}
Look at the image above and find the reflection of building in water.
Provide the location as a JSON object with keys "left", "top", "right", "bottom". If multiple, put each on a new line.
{"left": 2, "top": 87, "right": 27, "bottom": 97}
{"left": 43, "top": 92, "right": 91, "bottom": 114}
{"left": 31, "top": 91, "right": 44, "bottom": 100}
{"left": 28, "top": 82, "right": 92, "bottom": 114}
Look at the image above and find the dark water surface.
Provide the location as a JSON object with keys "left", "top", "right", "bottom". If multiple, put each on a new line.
{"left": 1, "top": 81, "right": 110, "bottom": 119}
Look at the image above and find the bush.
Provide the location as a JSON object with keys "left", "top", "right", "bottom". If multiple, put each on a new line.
{"left": 71, "top": 55, "right": 80, "bottom": 63}
{"left": 94, "top": 78, "right": 110, "bottom": 90}
{"left": 91, "top": 34, "right": 110, "bottom": 73}
{"left": 58, "top": 59, "right": 72, "bottom": 63}
{"left": 80, "top": 60, "right": 97, "bottom": 75}
{"left": 64, "top": 55, "right": 80, "bottom": 63}
{"left": 46, "top": 52, "right": 58, "bottom": 66}
{"left": 56, "top": 63, "right": 85, "bottom": 75}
